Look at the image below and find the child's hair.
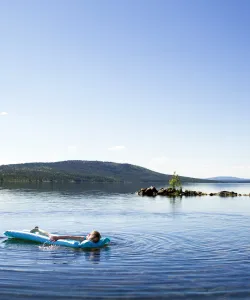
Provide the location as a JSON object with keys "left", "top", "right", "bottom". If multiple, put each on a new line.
{"left": 90, "top": 230, "right": 101, "bottom": 243}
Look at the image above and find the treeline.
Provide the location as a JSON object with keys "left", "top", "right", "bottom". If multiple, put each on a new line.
{"left": 0, "top": 160, "right": 217, "bottom": 183}
{"left": 0, "top": 165, "right": 118, "bottom": 183}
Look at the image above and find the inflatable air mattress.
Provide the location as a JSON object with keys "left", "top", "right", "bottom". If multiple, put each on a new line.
{"left": 4, "top": 230, "right": 110, "bottom": 249}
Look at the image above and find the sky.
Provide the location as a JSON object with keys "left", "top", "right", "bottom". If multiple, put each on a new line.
{"left": 1, "top": 0, "right": 250, "bottom": 178}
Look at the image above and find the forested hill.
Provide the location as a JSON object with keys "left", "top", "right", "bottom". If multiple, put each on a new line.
{"left": 0, "top": 160, "right": 214, "bottom": 183}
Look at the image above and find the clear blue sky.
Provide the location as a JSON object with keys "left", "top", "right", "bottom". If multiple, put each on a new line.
{"left": 1, "top": 0, "right": 250, "bottom": 178}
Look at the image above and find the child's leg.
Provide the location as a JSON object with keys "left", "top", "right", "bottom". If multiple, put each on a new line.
{"left": 37, "top": 228, "right": 50, "bottom": 237}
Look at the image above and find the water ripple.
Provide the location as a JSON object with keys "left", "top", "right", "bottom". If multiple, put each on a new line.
{"left": 2, "top": 185, "right": 250, "bottom": 298}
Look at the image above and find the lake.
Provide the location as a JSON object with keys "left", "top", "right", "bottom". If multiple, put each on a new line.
{"left": 1, "top": 182, "right": 250, "bottom": 299}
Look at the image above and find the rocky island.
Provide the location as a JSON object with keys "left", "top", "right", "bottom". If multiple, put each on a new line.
{"left": 137, "top": 186, "right": 250, "bottom": 197}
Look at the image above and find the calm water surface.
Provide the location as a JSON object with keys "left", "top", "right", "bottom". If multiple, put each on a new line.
{"left": 1, "top": 182, "right": 250, "bottom": 299}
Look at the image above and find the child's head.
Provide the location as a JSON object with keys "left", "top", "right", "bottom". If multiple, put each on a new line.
{"left": 87, "top": 230, "right": 101, "bottom": 243}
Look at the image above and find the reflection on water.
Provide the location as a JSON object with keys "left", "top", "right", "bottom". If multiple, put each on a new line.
{"left": 2, "top": 237, "right": 111, "bottom": 265}
{"left": 0, "top": 181, "right": 143, "bottom": 194}
{"left": 83, "top": 249, "right": 101, "bottom": 263}
{"left": 1, "top": 183, "right": 250, "bottom": 299}
{"left": 1, "top": 181, "right": 250, "bottom": 195}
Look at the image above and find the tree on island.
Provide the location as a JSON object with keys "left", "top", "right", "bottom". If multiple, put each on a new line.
{"left": 169, "top": 172, "right": 182, "bottom": 190}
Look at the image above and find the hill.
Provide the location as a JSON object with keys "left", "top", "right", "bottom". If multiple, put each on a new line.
{"left": 0, "top": 160, "right": 215, "bottom": 183}
{"left": 207, "top": 176, "right": 250, "bottom": 183}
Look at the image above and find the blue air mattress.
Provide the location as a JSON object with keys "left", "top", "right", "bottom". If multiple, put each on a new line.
{"left": 4, "top": 230, "right": 110, "bottom": 249}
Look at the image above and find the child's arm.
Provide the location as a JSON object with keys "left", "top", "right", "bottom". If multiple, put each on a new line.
{"left": 50, "top": 235, "right": 85, "bottom": 242}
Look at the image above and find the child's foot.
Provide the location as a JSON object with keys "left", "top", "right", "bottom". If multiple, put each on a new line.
{"left": 30, "top": 226, "right": 39, "bottom": 233}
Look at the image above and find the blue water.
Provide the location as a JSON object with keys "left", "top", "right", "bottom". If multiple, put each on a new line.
{"left": 1, "top": 182, "right": 250, "bottom": 299}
